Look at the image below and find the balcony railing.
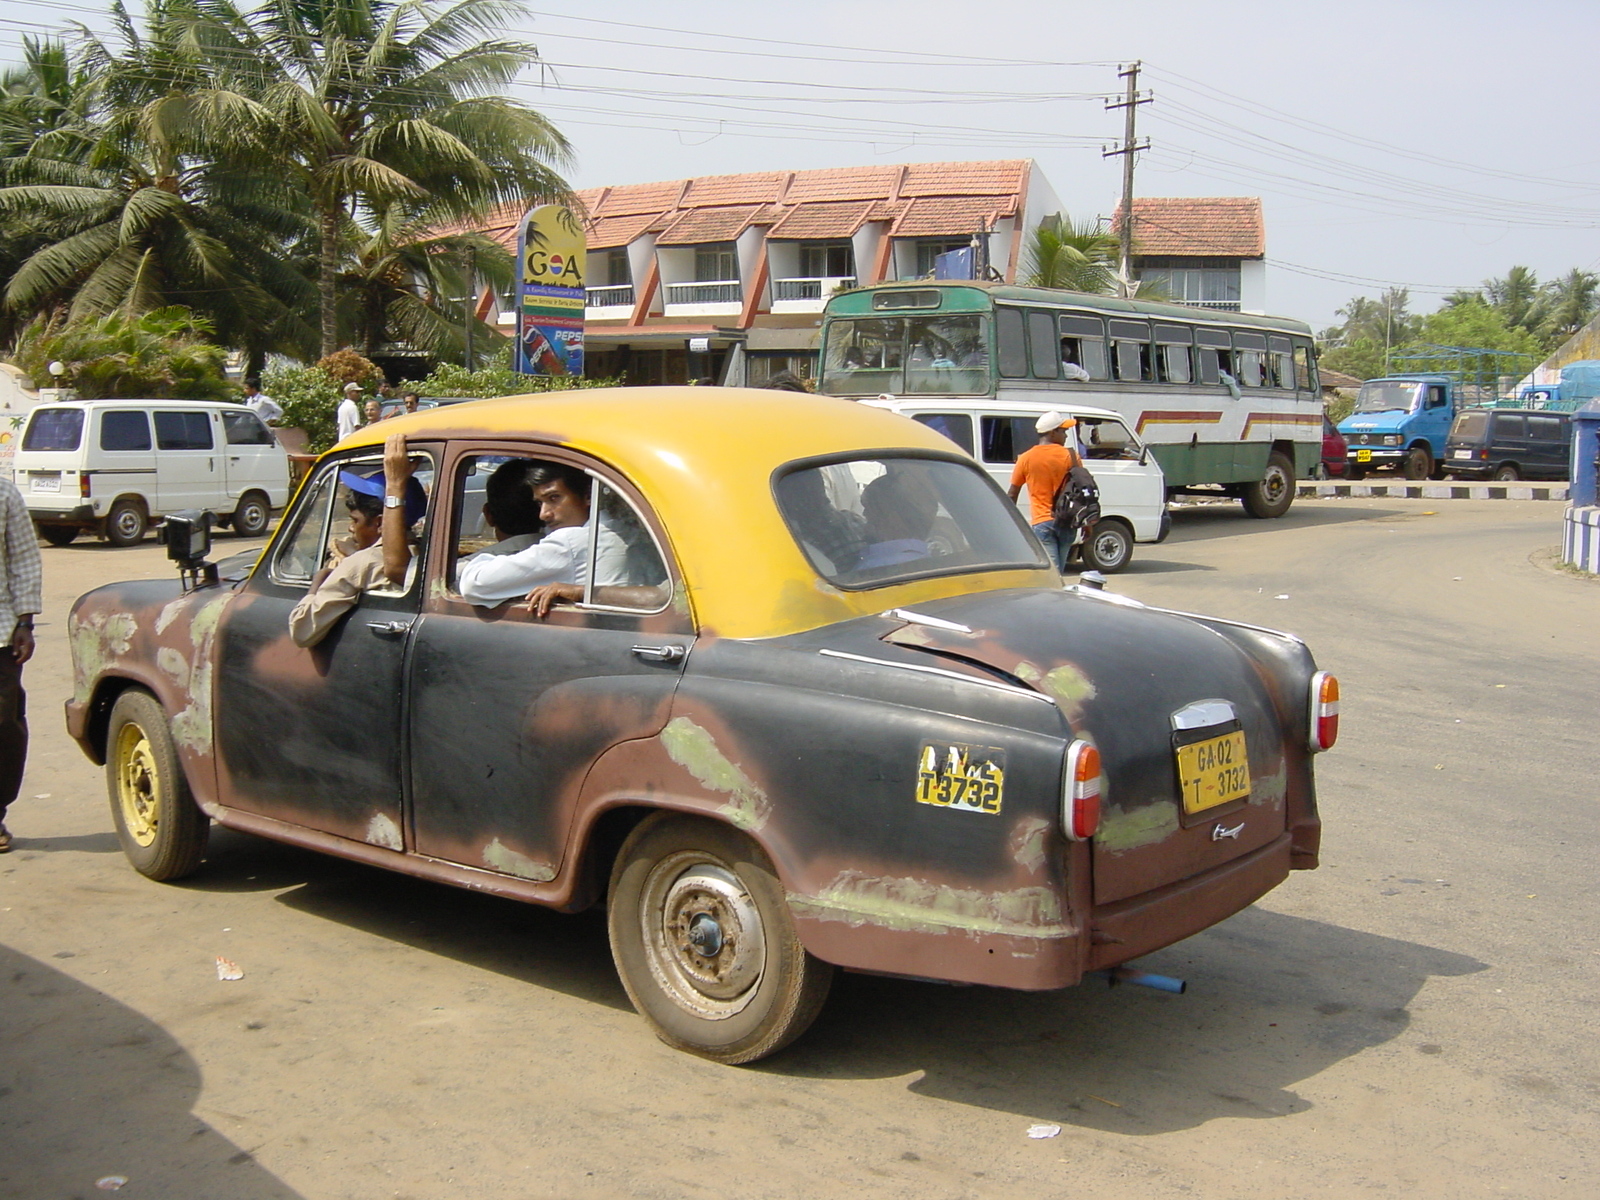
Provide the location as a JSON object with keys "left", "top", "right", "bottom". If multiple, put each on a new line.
{"left": 586, "top": 284, "right": 635, "bottom": 308}
{"left": 665, "top": 280, "right": 742, "bottom": 306}
{"left": 1186, "top": 299, "right": 1241, "bottom": 311}
{"left": 773, "top": 276, "right": 857, "bottom": 301}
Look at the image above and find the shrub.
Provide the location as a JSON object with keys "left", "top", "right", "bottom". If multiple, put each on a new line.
{"left": 315, "top": 349, "right": 385, "bottom": 390}
{"left": 10, "top": 308, "right": 230, "bottom": 400}
{"left": 415, "top": 347, "right": 619, "bottom": 398}
{"left": 263, "top": 364, "right": 342, "bottom": 452}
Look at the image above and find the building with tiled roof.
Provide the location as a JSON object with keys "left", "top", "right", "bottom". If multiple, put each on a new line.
{"left": 1114, "top": 197, "right": 1267, "bottom": 314}
{"left": 472, "top": 159, "right": 1061, "bottom": 385}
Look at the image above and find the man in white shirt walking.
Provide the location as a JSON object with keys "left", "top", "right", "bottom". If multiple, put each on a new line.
{"left": 0, "top": 475, "right": 42, "bottom": 852}
{"left": 337, "top": 383, "right": 363, "bottom": 441}
{"left": 241, "top": 378, "right": 283, "bottom": 424}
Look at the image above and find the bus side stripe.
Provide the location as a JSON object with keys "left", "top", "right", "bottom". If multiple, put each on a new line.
{"left": 1240, "top": 412, "right": 1321, "bottom": 439}
{"left": 1135, "top": 410, "right": 1223, "bottom": 434}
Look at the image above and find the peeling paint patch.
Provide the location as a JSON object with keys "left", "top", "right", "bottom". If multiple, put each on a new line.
{"left": 155, "top": 646, "right": 189, "bottom": 685}
{"left": 1250, "top": 758, "right": 1287, "bottom": 807}
{"left": 1010, "top": 816, "right": 1053, "bottom": 873}
{"left": 170, "top": 592, "right": 232, "bottom": 752}
{"left": 70, "top": 611, "right": 138, "bottom": 703}
{"left": 1096, "top": 801, "right": 1180, "bottom": 852}
{"left": 1040, "top": 664, "right": 1096, "bottom": 719}
{"left": 789, "top": 871, "right": 1071, "bottom": 939}
{"left": 890, "top": 624, "right": 933, "bottom": 646}
{"left": 482, "top": 837, "right": 556, "bottom": 882}
{"left": 660, "top": 716, "right": 771, "bottom": 832}
{"left": 366, "top": 813, "right": 404, "bottom": 851}
{"left": 154, "top": 596, "right": 187, "bottom": 635}
{"left": 1013, "top": 659, "right": 1043, "bottom": 684}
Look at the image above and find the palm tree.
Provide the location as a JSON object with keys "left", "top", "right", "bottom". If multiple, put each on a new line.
{"left": 1484, "top": 265, "right": 1540, "bottom": 332}
{"left": 1021, "top": 213, "right": 1119, "bottom": 293}
{"left": 160, "top": 0, "right": 573, "bottom": 357}
{"left": 1535, "top": 269, "right": 1599, "bottom": 345}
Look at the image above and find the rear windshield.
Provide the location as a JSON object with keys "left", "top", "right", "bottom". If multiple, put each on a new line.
{"left": 22, "top": 408, "right": 84, "bottom": 452}
{"left": 775, "top": 454, "right": 1046, "bottom": 588}
{"left": 1450, "top": 411, "right": 1487, "bottom": 440}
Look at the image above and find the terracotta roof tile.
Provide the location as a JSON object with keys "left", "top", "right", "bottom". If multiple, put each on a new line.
{"left": 654, "top": 205, "right": 762, "bottom": 246}
{"left": 1117, "top": 197, "right": 1265, "bottom": 258}
{"left": 680, "top": 171, "right": 789, "bottom": 207}
{"left": 899, "top": 159, "right": 1028, "bottom": 197}
{"left": 587, "top": 212, "right": 659, "bottom": 250}
{"left": 593, "top": 179, "right": 685, "bottom": 217}
{"left": 780, "top": 165, "right": 903, "bottom": 203}
{"left": 890, "top": 195, "right": 1014, "bottom": 237}
{"left": 766, "top": 200, "right": 874, "bottom": 240}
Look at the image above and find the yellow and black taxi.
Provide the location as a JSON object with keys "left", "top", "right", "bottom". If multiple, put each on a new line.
{"left": 65, "top": 387, "right": 1338, "bottom": 1064}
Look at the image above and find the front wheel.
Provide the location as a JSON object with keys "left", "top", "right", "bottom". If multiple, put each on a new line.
{"left": 1242, "top": 451, "right": 1296, "bottom": 518}
{"left": 1402, "top": 446, "right": 1432, "bottom": 480}
{"left": 1081, "top": 519, "right": 1133, "bottom": 573}
{"left": 608, "top": 814, "right": 834, "bottom": 1064}
{"left": 231, "top": 491, "right": 271, "bottom": 537}
{"left": 105, "top": 690, "right": 209, "bottom": 880}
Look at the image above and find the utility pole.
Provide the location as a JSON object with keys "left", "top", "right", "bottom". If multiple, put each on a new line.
{"left": 462, "top": 244, "right": 476, "bottom": 372}
{"left": 1103, "top": 61, "right": 1150, "bottom": 297}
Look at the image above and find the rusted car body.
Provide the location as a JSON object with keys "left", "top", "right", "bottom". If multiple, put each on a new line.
{"left": 66, "top": 387, "right": 1335, "bottom": 1063}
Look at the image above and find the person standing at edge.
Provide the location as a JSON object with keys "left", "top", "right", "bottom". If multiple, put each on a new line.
{"left": 1007, "top": 410, "right": 1082, "bottom": 572}
{"left": 241, "top": 377, "right": 283, "bottom": 424}
{"left": 0, "top": 473, "right": 42, "bottom": 852}
{"left": 337, "top": 383, "right": 363, "bottom": 441}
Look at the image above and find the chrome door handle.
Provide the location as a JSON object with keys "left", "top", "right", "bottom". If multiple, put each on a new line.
{"left": 366, "top": 620, "right": 412, "bottom": 636}
{"left": 631, "top": 643, "right": 685, "bottom": 663}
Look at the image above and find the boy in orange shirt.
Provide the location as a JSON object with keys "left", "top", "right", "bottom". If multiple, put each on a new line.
{"left": 1007, "top": 410, "right": 1082, "bottom": 571}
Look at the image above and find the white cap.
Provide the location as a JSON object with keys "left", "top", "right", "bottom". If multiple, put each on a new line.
{"left": 1034, "top": 410, "right": 1076, "bottom": 434}
{"left": 343, "top": 382, "right": 362, "bottom": 393}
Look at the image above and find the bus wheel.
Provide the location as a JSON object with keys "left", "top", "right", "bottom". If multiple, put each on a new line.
{"left": 1242, "top": 452, "right": 1295, "bottom": 519}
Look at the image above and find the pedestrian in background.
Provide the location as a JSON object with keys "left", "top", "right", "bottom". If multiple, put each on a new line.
{"left": 337, "top": 383, "right": 363, "bottom": 440}
{"left": 241, "top": 378, "right": 283, "bottom": 424}
{"left": 0, "top": 474, "right": 42, "bottom": 852}
{"left": 1006, "top": 410, "right": 1082, "bottom": 572}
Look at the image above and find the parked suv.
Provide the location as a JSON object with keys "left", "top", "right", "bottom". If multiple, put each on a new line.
{"left": 1443, "top": 408, "right": 1571, "bottom": 481}
{"left": 14, "top": 399, "right": 291, "bottom": 545}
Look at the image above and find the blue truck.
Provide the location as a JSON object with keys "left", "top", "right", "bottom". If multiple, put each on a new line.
{"left": 1515, "top": 360, "right": 1600, "bottom": 412}
{"left": 1338, "top": 373, "right": 1458, "bottom": 480}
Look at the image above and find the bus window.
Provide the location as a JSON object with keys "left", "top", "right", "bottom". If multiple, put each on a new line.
{"left": 1027, "top": 311, "right": 1058, "bottom": 379}
{"left": 821, "top": 317, "right": 905, "bottom": 395}
{"left": 996, "top": 308, "right": 1028, "bottom": 378}
{"left": 980, "top": 415, "right": 1038, "bottom": 464}
{"left": 1195, "top": 328, "right": 1232, "bottom": 387}
{"left": 1293, "top": 342, "right": 1318, "bottom": 393}
{"left": 1268, "top": 336, "right": 1295, "bottom": 389}
{"left": 1060, "top": 315, "right": 1108, "bottom": 380}
{"left": 1109, "top": 319, "right": 1152, "bottom": 383}
{"left": 905, "top": 315, "right": 987, "bottom": 395}
{"left": 1155, "top": 324, "right": 1193, "bottom": 384}
{"left": 912, "top": 413, "right": 975, "bottom": 455}
{"left": 1232, "top": 333, "right": 1267, "bottom": 388}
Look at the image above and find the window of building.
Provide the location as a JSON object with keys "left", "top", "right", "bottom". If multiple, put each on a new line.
{"left": 695, "top": 243, "right": 737, "bottom": 282}
{"left": 799, "top": 242, "right": 855, "bottom": 278}
{"left": 914, "top": 239, "right": 971, "bottom": 277}
{"left": 598, "top": 249, "right": 631, "bottom": 286}
{"left": 1137, "top": 257, "right": 1243, "bottom": 308}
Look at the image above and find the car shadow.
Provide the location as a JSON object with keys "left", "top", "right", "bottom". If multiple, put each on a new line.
{"left": 14, "top": 830, "right": 123, "bottom": 854}
{"left": 182, "top": 828, "right": 631, "bottom": 1014}
{"left": 1165, "top": 502, "right": 1406, "bottom": 543}
{"left": 766, "top": 906, "right": 1486, "bottom": 1134}
{"left": 0, "top": 943, "right": 305, "bottom": 1197}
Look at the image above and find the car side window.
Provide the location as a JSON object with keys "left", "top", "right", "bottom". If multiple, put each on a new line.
{"left": 911, "top": 413, "right": 975, "bottom": 455}
{"left": 154, "top": 411, "right": 214, "bottom": 450}
{"left": 272, "top": 453, "right": 434, "bottom": 592}
{"left": 223, "top": 410, "right": 275, "bottom": 446}
{"left": 273, "top": 471, "right": 336, "bottom": 584}
{"left": 1080, "top": 417, "right": 1142, "bottom": 461}
{"left": 100, "top": 410, "right": 152, "bottom": 451}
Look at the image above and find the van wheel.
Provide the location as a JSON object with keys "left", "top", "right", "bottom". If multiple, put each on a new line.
{"left": 1492, "top": 464, "right": 1520, "bottom": 482}
{"left": 104, "top": 499, "right": 148, "bottom": 546}
{"left": 1402, "top": 447, "right": 1432, "bottom": 480}
{"left": 106, "top": 690, "right": 209, "bottom": 881}
{"left": 608, "top": 813, "right": 833, "bottom": 1064}
{"left": 38, "top": 524, "right": 78, "bottom": 546}
{"left": 1081, "top": 519, "right": 1133, "bottom": 573}
{"left": 1242, "top": 451, "right": 1296, "bottom": 518}
{"left": 232, "top": 491, "right": 271, "bottom": 537}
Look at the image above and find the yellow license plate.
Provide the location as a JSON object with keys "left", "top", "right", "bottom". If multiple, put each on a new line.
{"left": 916, "top": 742, "right": 1004, "bottom": 815}
{"left": 1176, "top": 731, "right": 1250, "bottom": 815}
{"left": 1356, "top": 449, "right": 1372, "bottom": 462}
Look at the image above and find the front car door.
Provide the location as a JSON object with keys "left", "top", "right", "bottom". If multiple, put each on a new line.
{"left": 403, "top": 443, "right": 694, "bottom": 884}
{"left": 220, "top": 408, "right": 290, "bottom": 504}
{"left": 211, "top": 446, "right": 438, "bottom": 849}
{"left": 1075, "top": 413, "right": 1164, "bottom": 539}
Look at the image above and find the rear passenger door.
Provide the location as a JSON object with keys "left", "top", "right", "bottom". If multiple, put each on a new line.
{"left": 1525, "top": 414, "right": 1569, "bottom": 479}
{"left": 153, "top": 409, "right": 218, "bottom": 512}
{"left": 404, "top": 444, "right": 694, "bottom": 883}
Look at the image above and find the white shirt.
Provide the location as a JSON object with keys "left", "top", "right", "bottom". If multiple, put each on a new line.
{"left": 337, "top": 397, "right": 362, "bottom": 440}
{"left": 245, "top": 392, "right": 283, "bottom": 423}
{"left": 457, "top": 521, "right": 629, "bottom": 606}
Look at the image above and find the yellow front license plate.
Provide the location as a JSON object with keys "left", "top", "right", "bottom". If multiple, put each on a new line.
{"left": 1176, "top": 731, "right": 1251, "bottom": 815}
{"left": 1356, "top": 449, "right": 1372, "bottom": 462}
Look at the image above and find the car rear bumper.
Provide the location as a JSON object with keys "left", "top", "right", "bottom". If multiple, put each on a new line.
{"left": 29, "top": 504, "right": 96, "bottom": 524}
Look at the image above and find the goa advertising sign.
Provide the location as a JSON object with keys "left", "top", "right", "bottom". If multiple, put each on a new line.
{"left": 514, "top": 204, "right": 586, "bottom": 377}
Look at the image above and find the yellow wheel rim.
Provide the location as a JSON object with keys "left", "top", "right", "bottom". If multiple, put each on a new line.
{"left": 114, "top": 722, "right": 161, "bottom": 848}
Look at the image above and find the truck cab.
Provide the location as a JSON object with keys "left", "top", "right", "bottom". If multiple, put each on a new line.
{"left": 1337, "top": 374, "right": 1456, "bottom": 480}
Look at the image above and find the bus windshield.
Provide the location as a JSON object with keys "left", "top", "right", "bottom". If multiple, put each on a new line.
{"left": 1353, "top": 381, "right": 1420, "bottom": 414}
{"left": 820, "top": 315, "right": 988, "bottom": 396}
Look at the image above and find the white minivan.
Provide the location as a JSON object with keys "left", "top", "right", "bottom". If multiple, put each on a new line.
{"left": 14, "top": 399, "right": 291, "bottom": 546}
{"left": 862, "top": 397, "right": 1170, "bottom": 572}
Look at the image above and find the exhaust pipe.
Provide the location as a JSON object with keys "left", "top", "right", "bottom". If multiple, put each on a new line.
{"left": 1091, "top": 967, "right": 1186, "bottom": 994}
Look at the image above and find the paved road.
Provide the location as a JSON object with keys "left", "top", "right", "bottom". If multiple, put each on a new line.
{"left": 2, "top": 500, "right": 1595, "bottom": 1200}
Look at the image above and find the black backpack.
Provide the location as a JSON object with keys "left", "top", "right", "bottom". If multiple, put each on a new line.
{"left": 1052, "top": 464, "right": 1101, "bottom": 534}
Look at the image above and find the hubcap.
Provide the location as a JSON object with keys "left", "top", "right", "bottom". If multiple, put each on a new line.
{"left": 114, "top": 723, "right": 160, "bottom": 847}
{"left": 640, "top": 854, "right": 765, "bottom": 1019}
{"left": 1092, "top": 531, "right": 1125, "bottom": 565}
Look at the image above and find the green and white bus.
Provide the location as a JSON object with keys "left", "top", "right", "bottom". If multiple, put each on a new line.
{"left": 817, "top": 282, "right": 1322, "bottom": 518}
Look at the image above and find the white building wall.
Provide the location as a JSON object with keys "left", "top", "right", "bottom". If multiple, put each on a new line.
{"left": 1239, "top": 259, "right": 1268, "bottom": 314}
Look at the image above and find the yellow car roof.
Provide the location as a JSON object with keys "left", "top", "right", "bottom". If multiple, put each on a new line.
{"left": 336, "top": 386, "right": 1057, "bottom": 638}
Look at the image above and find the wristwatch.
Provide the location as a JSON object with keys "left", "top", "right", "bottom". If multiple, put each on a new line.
{"left": 384, "top": 494, "right": 403, "bottom": 509}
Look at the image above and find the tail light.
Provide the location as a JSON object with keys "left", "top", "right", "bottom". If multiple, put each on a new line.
{"left": 1309, "top": 672, "right": 1340, "bottom": 751}
{"left": 79, "top": 473, "right": 91, "bottom": 498}
{"left": 1063, "top": 740, "right": 1102, "bottom": 840}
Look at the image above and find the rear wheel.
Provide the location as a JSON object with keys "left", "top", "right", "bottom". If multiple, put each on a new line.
{"left": 608, "top": 813, "right": 833, "bottom": 1064}
{"left": 1242, "top": 451, "right": 1296, "bottom": 518}
{"left": 104, "top": 498, "right": 147, "bottom": 546}
{"left": 231, "top": 491, "right": 271, "bottom": 537}
{"left": 1492, "top": 464, "right": 1520, "bottom": 482}
{"left": 105, "top": 690, "right": 209, "bottom": 880}
{"left": 1402, "top": 446, "right": 1432, "bottom": 480}
{"left": 1081, "top": 519, "right": 1133, "bottom": 573}
{"left": 37, "top": 524, "right": 78, "bottom": 546}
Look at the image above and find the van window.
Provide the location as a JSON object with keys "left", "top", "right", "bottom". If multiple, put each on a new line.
{"left": 222, "top": 410, "right": 275, "bottom": 446}
{"left": 979, "top": 416, "right": 1039, "bottom": 464}
{"left": 100, "top": 410, "right": 152, "bottom": 451}
{"left": 154, "top": 411, "right": 214, "bottom": 450}
{"left": 912, "top": 413, "right": 975, "bottom": 455}
{"left": 1451, "top": 412, "right": 1487, "bottom": 440}
{"left": 1527, "top": 414, "right": 1565, "bottom": 442}
{"left": 1492, "top": 414, "right": 1526, "bottom": 437}
{"left": 1080, "top": 416, "right": 1141, "bottom": 461}
{"left": 22, "top": 408, "right": 83, "bottom": 451}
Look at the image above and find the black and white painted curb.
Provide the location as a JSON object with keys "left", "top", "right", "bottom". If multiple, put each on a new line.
{"left": 1298, "top": 482, "right": 1569, "bottom": 501}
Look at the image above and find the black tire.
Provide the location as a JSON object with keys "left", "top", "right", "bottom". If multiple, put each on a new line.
{"left": 37, "top": 524, "right": 78, "bottom": 546}
{"left": 1242, "top": 451, "right": 1296, "bottom": 518}
{"left": 1081, "top": 519, "right": 1133, "bottom": 573}
{"left": 231, "top": 491, "right": 271, "bottom": 537}
{"left": 104, "top": 498, "right": 148, "bottom": 547}
{"left": 608, "top": 813, "right": 834, "bottom": 1064}
{"left": 1402, "top": 446, "right": 1432, "bottom": 480}
{"left": 1347, "top": 462, "right": 1366, "bottom": 481}
{"left": 105, "top": 690, "right": 209, "bottom": 881}
{"left": 1492, "top": 464, "right": 1520, "bottom": 482}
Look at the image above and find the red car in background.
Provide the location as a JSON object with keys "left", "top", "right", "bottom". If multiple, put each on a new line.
{"left": 1320, "top": 416, "right": 1349, "bottom": 479}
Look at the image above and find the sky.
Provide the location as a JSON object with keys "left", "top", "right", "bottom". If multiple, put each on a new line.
{"left": 5, "top": 0, "right": 1599, "bottom": 330}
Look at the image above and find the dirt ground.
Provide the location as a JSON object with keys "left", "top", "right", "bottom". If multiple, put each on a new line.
{"left": 2, "top": 498, "right": 1595, "bottom": 1199}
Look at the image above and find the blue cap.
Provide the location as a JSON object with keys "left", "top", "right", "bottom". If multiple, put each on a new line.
{"left": 339, "top": 468, "right": 426, "bottom": 525}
